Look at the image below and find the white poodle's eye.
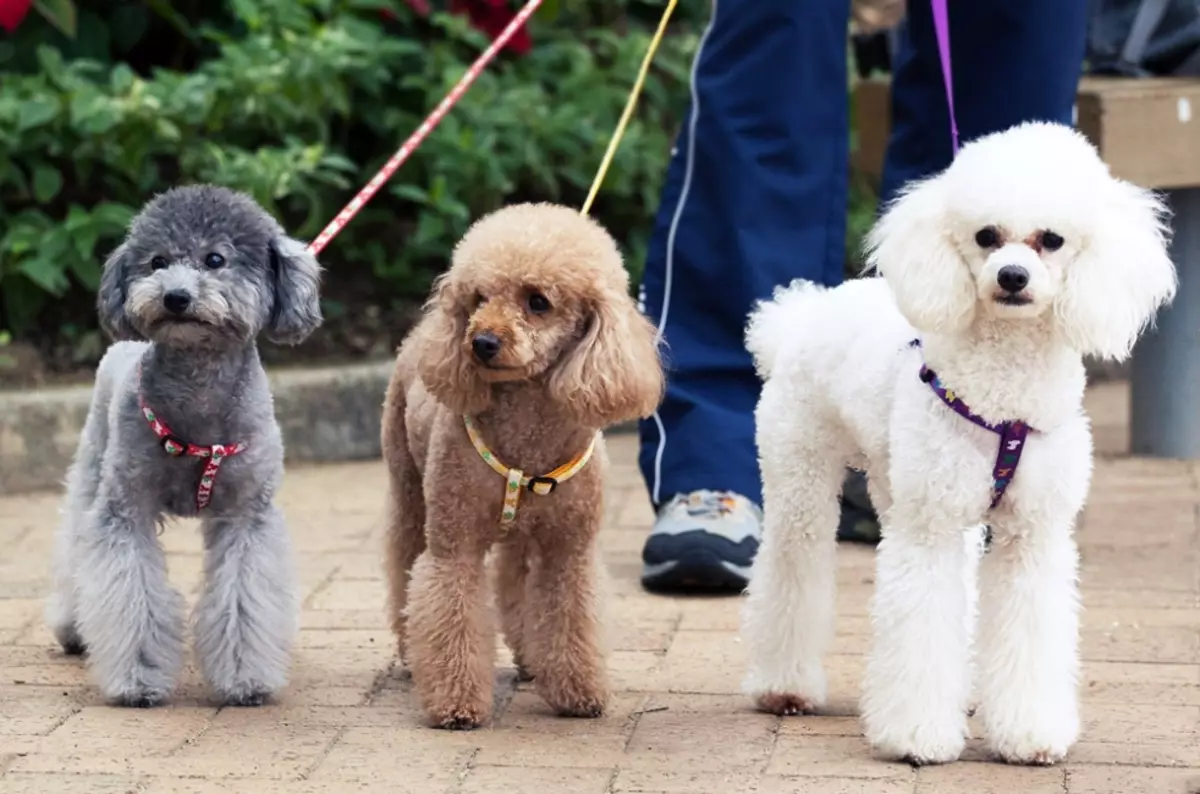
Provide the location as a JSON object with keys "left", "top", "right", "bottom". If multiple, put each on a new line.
{"left": 150, "top": 255, "right": 169, "bottom": 270}
{"left": 974, "top": 227, "right": 1000, "bottom": 248}
{"left": 527, "top": 292, "right": 551, "bottom": 314}
{"left": 1040, "top": 230, "right": 1065, "bottom": 252}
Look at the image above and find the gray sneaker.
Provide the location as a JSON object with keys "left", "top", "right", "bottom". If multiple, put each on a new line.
{"left": 641, "top": 491, "right": 762, "bottom": 594}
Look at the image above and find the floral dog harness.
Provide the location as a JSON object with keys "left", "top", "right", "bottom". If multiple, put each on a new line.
{"left": 464, "top": 415, "right": 597, "bottom": 527}
{"left": 138, "top": 370, "right": 247, "bottom": 511}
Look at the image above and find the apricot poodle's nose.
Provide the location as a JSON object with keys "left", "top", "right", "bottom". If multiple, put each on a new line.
{"left": 472, "top": 331, "right": 501, "bottom": 362}
{"left": 996, "top": 265, "right": 1029, "bottom": 294}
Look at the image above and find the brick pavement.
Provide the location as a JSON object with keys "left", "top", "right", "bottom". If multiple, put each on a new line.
{"left": 0, "top": 381, "right": 1197, "bottom": 794}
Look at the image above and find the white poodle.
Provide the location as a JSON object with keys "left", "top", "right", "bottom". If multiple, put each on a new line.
{"left": 740, "top": 122, "right": 1176, "bottom": 766}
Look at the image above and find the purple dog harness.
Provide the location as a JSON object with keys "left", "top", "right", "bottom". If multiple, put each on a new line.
{"left": 910, "top": 341, "right": 1034, "bottom": 509}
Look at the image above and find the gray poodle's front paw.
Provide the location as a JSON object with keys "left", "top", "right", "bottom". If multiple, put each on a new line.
{"left": 102, "top": 658, "right": 177, "bottom": 708}
{"left": 215, "top": 680, "right": 277, "bottom": 707}
{"left": 109, "top": 679, "right": 173, "bottom": 708}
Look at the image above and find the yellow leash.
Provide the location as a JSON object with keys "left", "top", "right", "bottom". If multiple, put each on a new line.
{"left": 579, "top": 0, "right": 680, "bottom": 217}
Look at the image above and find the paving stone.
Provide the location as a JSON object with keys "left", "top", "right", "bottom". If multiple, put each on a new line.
{"left": 0, "top": 384, "right": 1196, "bottom": 793}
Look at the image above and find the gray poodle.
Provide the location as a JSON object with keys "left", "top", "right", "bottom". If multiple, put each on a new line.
{"left": 45, "top": 185, "right": 322, "bottom": 707}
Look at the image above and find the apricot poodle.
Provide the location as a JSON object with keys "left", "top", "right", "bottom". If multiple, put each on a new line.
{"left": 382, "top": 203, "right": 664, "bottom": 729}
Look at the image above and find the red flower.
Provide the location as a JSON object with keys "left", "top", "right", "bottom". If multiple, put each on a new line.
{"left": 380, "top": 0, "right": 532, "bottom": 55}
{"left": 449, "top": 0, "right": 532, "bottom": 55}
{"left": 0, "top": 0, "right": 32, "bottom": 32}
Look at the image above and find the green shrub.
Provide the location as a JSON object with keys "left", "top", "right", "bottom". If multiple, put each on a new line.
{"left": 0, "top": 0, "right": 705, "bottom": 344}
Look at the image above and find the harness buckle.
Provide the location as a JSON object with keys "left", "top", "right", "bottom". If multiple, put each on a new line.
{"left": 527, "top": 476, "right": 558, "bottom": 496}
{"left": 161, "top": 435, "right": 187, "bottom": 456}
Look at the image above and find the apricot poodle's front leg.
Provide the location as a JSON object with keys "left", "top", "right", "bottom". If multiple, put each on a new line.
{"left": 493, "top": 534, "right": 534, "bottom": 681}
{"left": 527, "top": 523, "right": 606, "bottom": 718}
{"left": 405, "top": 545, "right": 495, "bottom": 729}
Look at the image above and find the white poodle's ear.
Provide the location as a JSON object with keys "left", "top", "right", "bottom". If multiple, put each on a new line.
{"left": 1055, "top": 180, "right": 1177, "bottom": 361}
{"left": 866, "top": 174, "right": 976, "bottom": 334}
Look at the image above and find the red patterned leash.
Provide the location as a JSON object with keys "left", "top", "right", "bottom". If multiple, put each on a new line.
{"left": 306, "top": 0, "right": 544, "bottom": 257}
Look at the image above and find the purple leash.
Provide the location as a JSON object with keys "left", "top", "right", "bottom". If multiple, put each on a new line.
{"left": 930, "top": 0, "right": 960, "bottom": 155}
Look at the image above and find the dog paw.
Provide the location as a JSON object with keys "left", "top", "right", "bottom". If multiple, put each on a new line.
{"left": 111, "top": 686, "right": 171, "bottom": 708}
{"left": 869, "top": 724, "right": 966, "bottom": 766}
{"left": 222, "top": 688, "right": 272, "bottom": 707}
{"left": 756, "top": 692, "right": 817, "bottom": 716}
{"left": 990, "top": 735, "right": 1071, "bottom": 766}
{"left": 555, "top": 698, "right": 605, "bottom": 719}
{"left": 431, "top": 708, "right": 488, "bottom": 731}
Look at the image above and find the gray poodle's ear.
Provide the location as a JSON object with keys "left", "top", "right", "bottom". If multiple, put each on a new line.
{"left": 267, "top": 235, "right": 323, "bottom": 345}
{"left": 97, "top": 242, "right": 142, "bottom": 342}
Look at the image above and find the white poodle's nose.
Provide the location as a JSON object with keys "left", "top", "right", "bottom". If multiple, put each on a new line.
{"left": 996, "top": 265, "right": 1029, "bottom": 294}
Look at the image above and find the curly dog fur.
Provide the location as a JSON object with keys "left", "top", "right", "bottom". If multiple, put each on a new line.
{"left": 740, "top": 123, "right": 1176, "bottom": 765}
{"left": 45, "top": 185, "right": 322, "bottom": 707}
{"left": 382, "top": 203, "right": 663, "bottom": 729}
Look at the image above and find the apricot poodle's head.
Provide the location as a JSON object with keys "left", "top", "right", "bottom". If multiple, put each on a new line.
{"left": 414, "top": 203, "right": 664, "bottom": 427}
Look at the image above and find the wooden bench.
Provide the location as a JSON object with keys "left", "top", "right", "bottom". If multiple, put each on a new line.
{"left": 854, "top": 75, "right": 1200, "bottom": 458}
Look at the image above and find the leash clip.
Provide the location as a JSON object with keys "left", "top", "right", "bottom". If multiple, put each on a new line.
{"left": 161, "top": 435, "right": 187, "bottom": 456}
{"left": 527, "top": 476, "right": 558, "bottom": 496}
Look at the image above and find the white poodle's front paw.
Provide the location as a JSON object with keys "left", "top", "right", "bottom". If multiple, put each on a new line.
{"left": 743, "top": 664, "right": 827, "bottom": 716}
{"left": 986, "top": 716, "right": 1077, "bottom": 766}
{"left": 866, "top": 716, "right": 966, "bottom": 765}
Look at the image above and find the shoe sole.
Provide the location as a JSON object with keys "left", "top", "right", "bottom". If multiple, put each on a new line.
{"left": 641, "top": 549, "right": 749, "bottom": 595}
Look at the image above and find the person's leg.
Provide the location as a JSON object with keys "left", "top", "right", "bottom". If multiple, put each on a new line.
{"left": 880, "top": 0, "right": 1089, "bottom": 206}
{"left": 638, "top": 0, "right": 851, "bottom": 592}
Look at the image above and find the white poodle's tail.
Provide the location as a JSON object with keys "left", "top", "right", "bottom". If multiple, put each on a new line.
{"left": 745, "top": 278, "right": 827, "bottom": 379}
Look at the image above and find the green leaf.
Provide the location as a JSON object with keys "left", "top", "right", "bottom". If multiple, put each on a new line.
{"left": 33, "top": 0, "right": 78, "bottom": 38}
{"left": 390, "top": 183, "right": 428, "bottom": 204}
{"left": 68, "top": 256, "right": 102, "bottom": 291}
{"left": 31, "top": 164, "right": 63, "bottom": 203}
{"left": 18, "top": 256, "right": 71, "bottom": 296}
{"left": 17, "top": 96, "right": 61, "bottom": 131}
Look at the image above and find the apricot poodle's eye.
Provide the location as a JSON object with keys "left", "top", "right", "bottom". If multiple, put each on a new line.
{"left": 473, "top": 292, "right": 486, "bottom": 309}
{"left": 527, "top": 292, "right": 551, "bottom": 314}
{"left": 974, "top": 227, "right": 1000, "bottom": 248}
{"left": 1041, "top": 230, "right": 1064, "bottom": 252}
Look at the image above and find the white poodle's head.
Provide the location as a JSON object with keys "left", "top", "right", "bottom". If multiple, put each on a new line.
{"left": 866, "top": 122, "right": 1176, "bottom": 361}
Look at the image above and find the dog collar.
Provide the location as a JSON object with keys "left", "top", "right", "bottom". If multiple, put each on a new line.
{"left": 910, "top": 340, "right": 1036, "bottom": 510}
{"left": 463, "top": 415, "right": 597, "bottom": 526}
{"left": 138, "top": 367, "right": 248, "bottom": 511}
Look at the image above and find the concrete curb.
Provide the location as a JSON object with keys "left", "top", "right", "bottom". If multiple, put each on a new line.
{"left": 0, "top": 355, "right": 1123, "bottom": 497}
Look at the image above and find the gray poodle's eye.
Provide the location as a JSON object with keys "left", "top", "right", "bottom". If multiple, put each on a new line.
{"left": 527, "top": 292, "right": 551, "bottom": 314}
{"left": 1040, "top": 230, "right": 1064, "bottom": 252}
{"left": 150, "top": 255, "right": 168, "bottom": 270}
{"left": 204, "top": 252, "right": 226, "bottom": 270}
{"left": 974, "top": 227, "right": 1000, "bottom": 249}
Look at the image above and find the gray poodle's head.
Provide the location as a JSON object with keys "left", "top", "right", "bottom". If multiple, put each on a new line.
{"left": 97, "top": 185, "right": 323, "bottom": 348}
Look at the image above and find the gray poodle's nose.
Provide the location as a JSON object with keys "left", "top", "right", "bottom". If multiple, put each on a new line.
{"left": 996, "top": 265, "right": 1029, "bottom": 294}
{"left": 472, "top": 332, "right": 501, "bottom": 362}
{"left": 163, "top": 290, "right": 192, "bottom": 315}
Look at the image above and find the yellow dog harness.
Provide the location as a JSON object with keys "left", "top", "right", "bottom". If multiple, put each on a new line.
{"left": 464, "top": 415, "right": 597, "bottom": 526}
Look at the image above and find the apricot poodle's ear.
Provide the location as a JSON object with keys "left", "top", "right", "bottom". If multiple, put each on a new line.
{"left": 415, "top": 275, "right": 491, "bottom": 414}
{"left": 549, "top": 294, "right": 664, "bottom": 428}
